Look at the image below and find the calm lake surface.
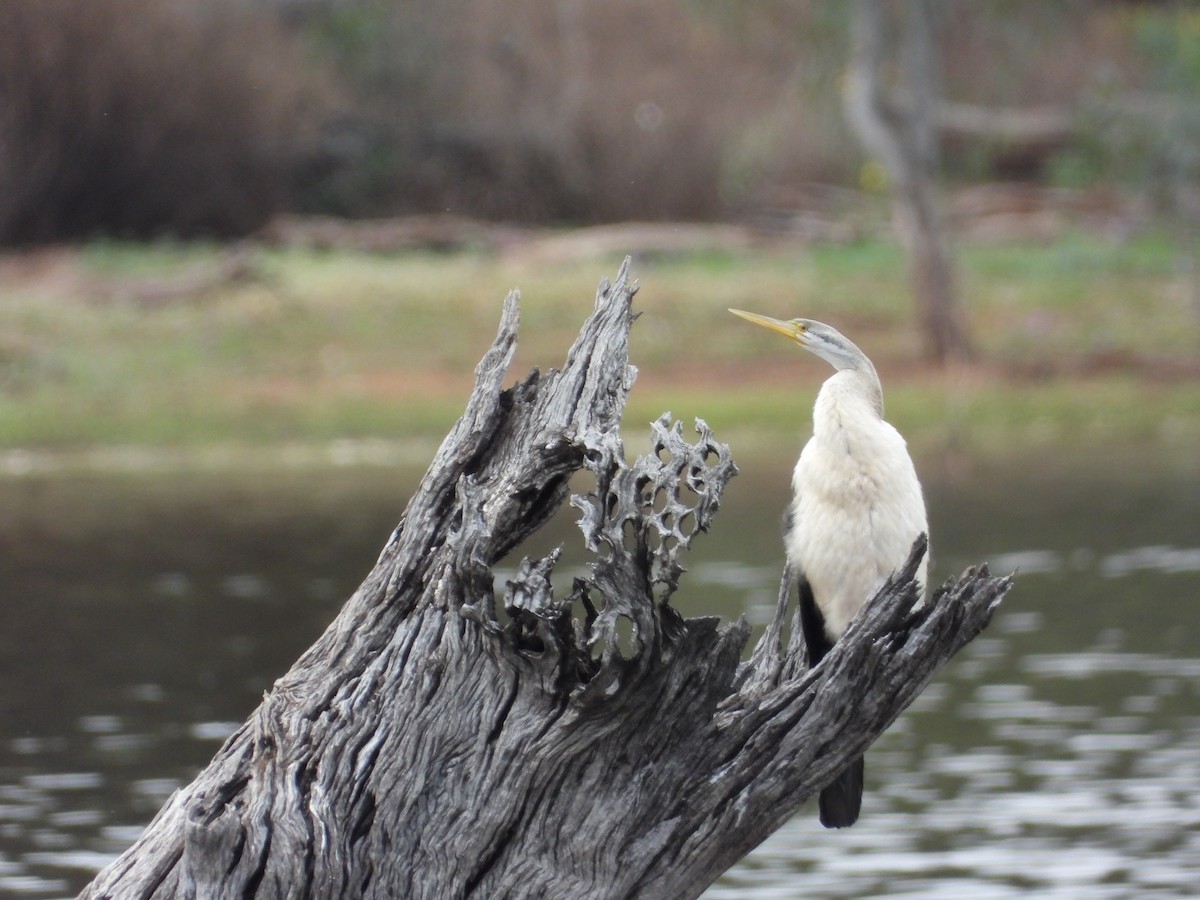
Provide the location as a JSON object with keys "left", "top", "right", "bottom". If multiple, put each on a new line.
{"left": 1, "top": 447, "right": 1197, "bottom": 898}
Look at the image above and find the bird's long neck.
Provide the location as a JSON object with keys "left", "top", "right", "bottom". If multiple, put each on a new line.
{"left": 811, "top": 368, "right": 885, "bottom": 445}
{"left": 806, "top": 340, "right": 884, "bottom": 420}
{"left": 852, "top": 357, "right": 884, "bottom": 418}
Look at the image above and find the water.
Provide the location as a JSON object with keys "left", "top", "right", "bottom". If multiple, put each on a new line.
{"left": 0, "top": 453, "right": 1197, "bottom": 898}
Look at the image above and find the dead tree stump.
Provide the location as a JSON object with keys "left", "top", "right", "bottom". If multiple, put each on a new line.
{"left": 81, "top": 258, "right": 1011, "bottom": 900}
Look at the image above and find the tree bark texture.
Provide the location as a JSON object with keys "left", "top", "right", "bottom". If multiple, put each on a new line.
{"left": 81, "top": 258, "right": 1010, "bottom": 900}
{"left": 843, "top": 0, "right": 973, "bottom": 364}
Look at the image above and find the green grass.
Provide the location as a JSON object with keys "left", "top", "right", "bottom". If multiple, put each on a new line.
{"left": 1, "top": 231, "right": 1197, "bottom": 469}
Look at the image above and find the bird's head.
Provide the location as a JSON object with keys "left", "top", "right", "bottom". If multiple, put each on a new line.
{"left": 728, "top": 309, "right": 864, "bottom": 373}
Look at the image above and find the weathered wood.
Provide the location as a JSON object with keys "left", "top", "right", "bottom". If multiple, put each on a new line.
{"left": 81, "top": 258, "right": 1010, "bottom": 900}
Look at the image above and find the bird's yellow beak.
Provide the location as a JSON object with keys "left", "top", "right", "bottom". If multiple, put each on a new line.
{"left": 728, "top": 308, "right": 806, "bottom": 343}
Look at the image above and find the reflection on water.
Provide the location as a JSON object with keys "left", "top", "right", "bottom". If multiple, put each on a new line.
{"left": 0, "top": 457, "right": 1197, "bottom": 898}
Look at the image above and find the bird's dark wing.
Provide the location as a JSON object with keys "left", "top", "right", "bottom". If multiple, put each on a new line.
{"left": 796, "top": 573, "right": 833, "bottom": 669}
{"left": 795, "top": 570, "right": 864, "bottom": 827}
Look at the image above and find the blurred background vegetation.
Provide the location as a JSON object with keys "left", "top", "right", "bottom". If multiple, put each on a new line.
{"left": 2, "top": 0, "right": 1197, "bottom": 238}
{"left": 0, "top": 0, "right": 1197, "bottom": 462}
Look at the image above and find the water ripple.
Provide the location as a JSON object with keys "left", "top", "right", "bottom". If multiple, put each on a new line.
{"left": 986, "top": 545, "right": 1200, "bottom": 578}
{"left": 1022, "top": 652, "right": 1200, "bottom": 680}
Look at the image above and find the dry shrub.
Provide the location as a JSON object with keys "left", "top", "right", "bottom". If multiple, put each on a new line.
{"left": 0, "top": 1, "right": 1148, "bottom": 235}
{"left": 0, "top": 0, "right": 332, "bottom": 242}
{"left": 450, "top": 0, "right": 856, "bottom": 222}
{"left": 301, "top": 0, "right": 854, "bottom": 223}
{"left": 296, "top": 0, "right": 1151, "bottom": 223}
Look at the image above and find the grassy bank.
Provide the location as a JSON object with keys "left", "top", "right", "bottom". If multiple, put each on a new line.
{"left": 1, "top": 231, "right": 1197, "bottom": 473}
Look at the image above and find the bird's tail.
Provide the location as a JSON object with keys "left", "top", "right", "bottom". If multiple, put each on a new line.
{"left": 818, "top": 755, "right": 864, "bottom": 828}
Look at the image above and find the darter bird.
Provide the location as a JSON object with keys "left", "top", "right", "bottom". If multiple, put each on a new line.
{"left": 729, "top": 309, "right": 928, "bottom": 828}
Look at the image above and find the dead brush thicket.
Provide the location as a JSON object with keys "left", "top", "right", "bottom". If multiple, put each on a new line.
{"left": 0, "top": 0, "right": 332, "bottom": 243}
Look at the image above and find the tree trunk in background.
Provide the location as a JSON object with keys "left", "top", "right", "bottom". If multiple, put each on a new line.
{"left": 80, "top": 259, "right": 1008, "bottom": 900}
{"left": 844, "top": 0, "right": 973, "bottom": 364}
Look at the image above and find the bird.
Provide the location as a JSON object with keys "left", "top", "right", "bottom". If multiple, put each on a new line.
{"left": 729, "top": 309, "right": 928, "bottom": 828}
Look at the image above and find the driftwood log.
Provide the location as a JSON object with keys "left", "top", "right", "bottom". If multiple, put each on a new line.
{"left": 81, "top": 258, "right": 1010, "bottom": 900}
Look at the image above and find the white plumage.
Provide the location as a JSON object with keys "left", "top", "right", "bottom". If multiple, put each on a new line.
{"left": 730, "top": 309, "right": 928, "bottom": 829}
{"left": 788, "top": 363, "right": 928, "bottom": 639}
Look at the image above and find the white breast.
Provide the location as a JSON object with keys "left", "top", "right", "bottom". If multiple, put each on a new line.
{"left": 785, "top": 373, "right": 928, "bottom": 640}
